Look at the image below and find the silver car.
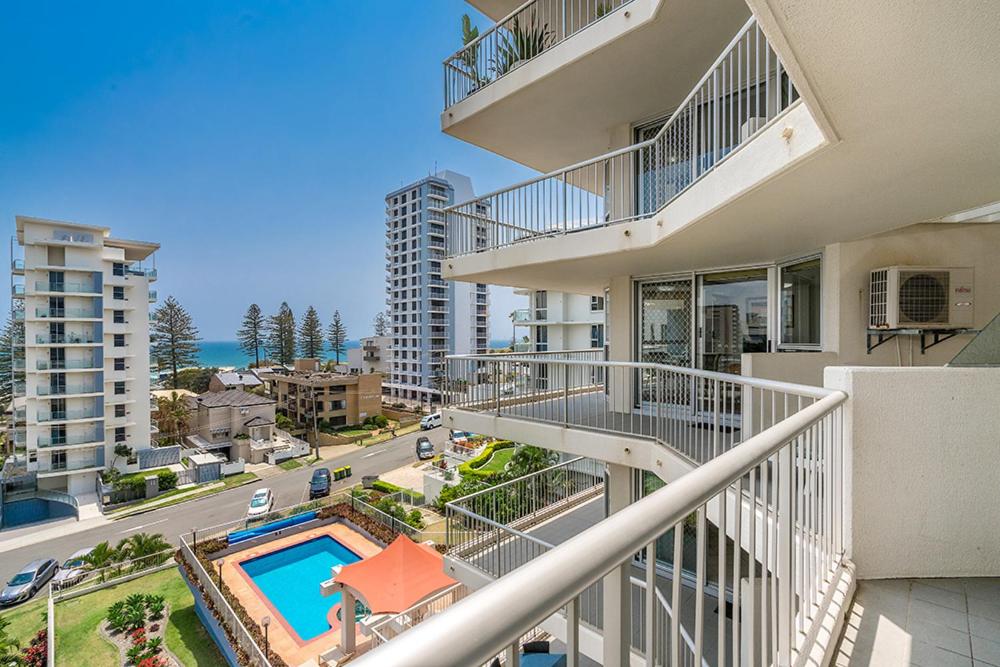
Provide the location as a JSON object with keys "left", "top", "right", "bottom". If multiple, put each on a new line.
{"left": 0, "top": 558, "right": 58, "bottom": 606}
{"left": 51, "top": 548, "right": 93, "bottom": 590}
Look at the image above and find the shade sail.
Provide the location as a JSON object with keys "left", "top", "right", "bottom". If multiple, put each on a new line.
{"left": 333, "top": 535, "right": 456, "bottom": 614}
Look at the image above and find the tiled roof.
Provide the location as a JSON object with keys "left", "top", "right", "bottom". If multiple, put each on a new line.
{"left": 243, "top": 415, "right": 274, "bottom": 427}
{"left": 214, "top": 371, "right": 263, "bottom": 387}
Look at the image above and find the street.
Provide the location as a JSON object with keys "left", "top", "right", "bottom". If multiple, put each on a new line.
{"left": 0, "top": 425, "right": 450, "bottom": 587}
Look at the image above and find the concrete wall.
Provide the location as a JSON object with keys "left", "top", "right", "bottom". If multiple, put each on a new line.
{"left": 824, "top": 223, "right": 1000, "bottom": 367}
{"left": 825, "top": 366, "right": 1000, "bottom": 579}
{"left": 742, "top": 352, "right": 840, "bottom": 388}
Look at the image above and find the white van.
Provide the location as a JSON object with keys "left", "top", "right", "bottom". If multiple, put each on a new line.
{"left": 420, "top": 412, "right": 442, "bottom": 430}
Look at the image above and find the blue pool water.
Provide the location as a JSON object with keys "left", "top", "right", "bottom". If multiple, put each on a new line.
{"left": 240, "top": 536, "right": 361, "bottom": 641}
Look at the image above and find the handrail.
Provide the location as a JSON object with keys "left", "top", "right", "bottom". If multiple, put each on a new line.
{"left": 445, "top": 17, "right": 800, "bottom": 256}
{"left": 353, "top": 392, "right": 845, "bottom": 666}
{"left": 443, "top": 0, "right": 635, "bottom": 108}
{"left": 448, "top": 352, "right": 835, "bottom": 400}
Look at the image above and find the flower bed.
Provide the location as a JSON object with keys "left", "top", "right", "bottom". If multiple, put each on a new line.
{"left": 99, "top": 593, "right": 178, "bottom": 666}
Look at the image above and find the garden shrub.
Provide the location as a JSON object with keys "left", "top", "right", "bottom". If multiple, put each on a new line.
{"left": 458, "top": 440, "right": 515, "bottom": 479}
{"left": 370, "top": 480, "right": 425, "bottom": 504}
{"left": 156, "top": 470, "right": 178, "bottom": 491}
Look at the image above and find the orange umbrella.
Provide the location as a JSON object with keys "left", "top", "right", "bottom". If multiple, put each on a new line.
{"left": 334, "top": 535, "right": 456, "bottom": 614}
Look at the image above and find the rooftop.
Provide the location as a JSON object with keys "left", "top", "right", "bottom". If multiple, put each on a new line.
{"left": 188, "top": 388, "right": 275, "bottom": 409}
{"left": 212, "top": 370, "right": 263, "bottom": 388}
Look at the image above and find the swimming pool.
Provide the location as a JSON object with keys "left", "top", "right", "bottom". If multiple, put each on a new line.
{"left": 240, "top": 536, "right": 361, "bottom": 641}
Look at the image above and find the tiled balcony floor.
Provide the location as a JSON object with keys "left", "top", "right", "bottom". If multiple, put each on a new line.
{"left": 835, "top": 578, "right": 1000, "bottom": 666}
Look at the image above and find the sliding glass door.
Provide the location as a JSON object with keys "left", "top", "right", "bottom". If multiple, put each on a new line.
{"left": 697, "top": 269, "right": 769, "bottom": 376}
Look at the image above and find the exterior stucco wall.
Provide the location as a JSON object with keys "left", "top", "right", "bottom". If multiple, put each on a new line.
{"left": 825, "top": 366, "right": 1000, "bottom": 579}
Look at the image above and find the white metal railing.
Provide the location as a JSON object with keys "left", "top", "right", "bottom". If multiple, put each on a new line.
{"left": 445, "top": 457, "right": 605, "bottom": 579}
{"left": 443, "top": 0, "right": 634, "bottom": 108}
{"left": 369, "top": 583, "right": 471, "bottom": 649}
{"left": 446, "top": 353, "right": 830, "bottom": 465}
{"left": 352, "top": 391, "right": 846, "bottom": 666}
{"left": 446, "top": 17, "right": 799, "bottom": 256}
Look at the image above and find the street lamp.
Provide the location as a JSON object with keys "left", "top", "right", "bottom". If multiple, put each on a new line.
{"left": 217, "top": 558, "right": 224, "bottom": 588}
{"left": 261, "top": 615, "right": 271, "bottom": 657}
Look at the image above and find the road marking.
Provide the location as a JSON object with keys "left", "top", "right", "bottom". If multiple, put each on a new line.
{"left": 119, "top": 518, "right": 168, "bottom": 534}
{"left": 362, "top": 449, "right": 386, "bottom": 458}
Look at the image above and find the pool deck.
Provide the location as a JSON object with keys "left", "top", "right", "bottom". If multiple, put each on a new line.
{"left": 217, "top": 523, "right": 382, "bottom": 667}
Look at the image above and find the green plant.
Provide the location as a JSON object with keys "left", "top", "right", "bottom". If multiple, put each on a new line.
{"left": 145, "top": 595, "right": 166, "bottom": 620}
{"left": 276, "top": 413, "right": 294, "bottom": 430}
{"left": 458, "top": 440, "right": 516, "bottom": 479}
{"left": 492, "top": 12, "right": 552, "bottom": 77}
{"left": 156, "top": 469, "right": 178, "bottom": 491}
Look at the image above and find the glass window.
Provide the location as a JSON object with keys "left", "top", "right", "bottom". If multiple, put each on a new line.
{"left": 780, "top": 257, "right": 821, "bottom": 348}
{"left": 534, "top": 291, "right": 547, "bottom": 320}
{"left": 534, "top": 325, "right": 548, "bottom": 352}
{"left": 590, "top": 296, "right": 605, "bottom": 311}
{"left": 698, "top": 269, "right": 769, "bottom": 375}
{"left": 590, "top": 324, "right": 605, "bottom": 349}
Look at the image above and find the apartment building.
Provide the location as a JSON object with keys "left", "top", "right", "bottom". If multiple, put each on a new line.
{"left": 8, "top": 216, "right": 157, "bottom": 503}
{"left": 346, "top": 334, "right": 390, "bottom": 379}
{"left": 384, "top": 171, "right": 489, "bottom": 406}
{"left": 357, "top": 2, "right": 1000, "bottom": 666}
{"left": 512, "top": 289, "right": 605, "bottom": 352}
{"left": 266, "top": 359, "right": 382, "bottom": 429}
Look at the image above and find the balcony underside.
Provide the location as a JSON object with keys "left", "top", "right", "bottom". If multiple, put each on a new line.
{"left": 443, "top": 0, "right": 750, "bottom": 172}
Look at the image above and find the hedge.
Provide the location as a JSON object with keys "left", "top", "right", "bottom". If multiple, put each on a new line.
{"left": 459, "top": 440, "right": 515, "bottom": 479}
{"left": 370, "top": 480, "right": 425, "bottom": 505}
{"left": 113, "top": 468, "right": 178, "bottom": 494}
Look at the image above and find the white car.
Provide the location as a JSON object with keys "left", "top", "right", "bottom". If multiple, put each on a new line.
{"left": 51, "top": 547, "right": 94, "bottom": 590}
{"left": 246, "top": 488, "right": 274, "bottom": 518}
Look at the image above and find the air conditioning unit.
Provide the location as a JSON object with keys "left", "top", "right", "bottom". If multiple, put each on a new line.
{"left": 869, "top": 266, "right": 974, "bottom": 330}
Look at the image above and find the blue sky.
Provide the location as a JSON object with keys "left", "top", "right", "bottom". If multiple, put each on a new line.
{"left": 0, "top": 1, "right": 533, "bottom": 340}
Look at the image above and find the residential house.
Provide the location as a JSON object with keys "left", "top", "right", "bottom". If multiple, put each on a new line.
{"left": 208, "top": 370, "right": 263, "bottom": 393}
{"left": 267, "top": 359, "right": 383, "bottom": 429}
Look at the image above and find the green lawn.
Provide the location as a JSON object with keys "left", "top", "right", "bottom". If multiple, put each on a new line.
{"left": 278, "top": 458, "right": 303, "bottom": 471}
{"left": 0, "top": 596, "right": 46, "bottom": 649}
{"left": 112, "top": 472, "right": 258, "bottom": 517}
{"left": 54, "top": 568, "right": 227, "bottom": 667}
{"left": 480, "top": 447, "right": 515, "bottom": 473}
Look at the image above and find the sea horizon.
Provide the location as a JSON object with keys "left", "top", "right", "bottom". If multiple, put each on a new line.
{"left": 196, "top": 338, "right": 512, "bottom": 369}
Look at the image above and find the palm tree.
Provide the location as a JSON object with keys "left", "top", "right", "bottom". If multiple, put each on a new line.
{"left": 156, "top": 391, "right": 191, "bottom": 445}
{"left": 82, "top": 541, "right": 118, "bottom": 582}
{"left": 124, "top": 533, "right": 172, "bottom": 567}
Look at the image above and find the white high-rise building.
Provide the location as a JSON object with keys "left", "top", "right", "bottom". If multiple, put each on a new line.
{"left": 512, "top": 289, "right": 605, "bottom": 353}
{"left": 355, "top": 1, "right": 1000, "bottom": 665}
{"left": 384, "top": 172, "right": 489, "bottom": 405}
{"left": 9, "top": 216, "right": 157, "bottom": 502}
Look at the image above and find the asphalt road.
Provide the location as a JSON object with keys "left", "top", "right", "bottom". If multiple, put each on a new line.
{"left": 0, "top": 425, "right": 450, "bottom": 588}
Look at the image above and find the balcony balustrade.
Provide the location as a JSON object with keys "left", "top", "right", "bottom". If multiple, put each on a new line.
{"left": 443, "top": 0, "right": 634, "bottom": 108}
{"left": 446, "top": 18, "right": 798, "bottom": 257}
{"left": 37, "top": 450, "right": 105, "bottom": 473}
{"left": 36, "top": 408, "right": 101, "bottom": 423}
{"left": 34, "top": 307, "right": 101, "bottom": 319}
{"left": 35, "top": 358, "right": 101, "bottom": 371}
{"left": 33, "top": 280, "right": 100, "bottom": 294}
{"left": 37, "top": 430, "right": 104, "bottom": 447}
{"left": 36, "top": 382, "right": 101, "bottom": 397}
{"left": 357, "top": 352, "right": 846, "bottom": 666}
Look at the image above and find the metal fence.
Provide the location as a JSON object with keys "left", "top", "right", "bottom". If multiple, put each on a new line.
{"left": 352, "top": 390, "right": 847, "bottom": 666}
{"left": 50, "top": 548, "right": 176, "bottom": 601}
{"left": 443, "top": 0, "right": 634, "bottom": 108}
{"left": 446, "top": 353, "right": 830, "bottom": 466}
{"left": 446, "top": 17, "right": 798, "bottom": 256}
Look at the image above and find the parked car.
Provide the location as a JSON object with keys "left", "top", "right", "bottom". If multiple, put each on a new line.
{"left": 246, "top": 488, "right": 274, "bottom": 518}
{"left": 449, "top": 430, "right": 471, "bottom": 446}
{"left": 309, "top": 468, "right": 332, "bottom": 499}
{"left": 51, "top": 547, "right": 94, "bottom": 590}
{"left": 420, "top": 412, "right": 441, "bottom": 430}
{"left": 415, "top": 437, "right": 435, "bottom": 460}
{"left": 0, "top": 559, "right": 58, "bottom": 605}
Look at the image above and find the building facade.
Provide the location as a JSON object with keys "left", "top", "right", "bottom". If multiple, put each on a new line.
{"left": 356, "top": 1, "right": 1000, "bottom": 665}
{"left": 266, "top": 359, "right": 382, "bottom": 429}
{"left": 384, "top": 171, "right": 489, "bottom": 405}
{"left": 9, "top": 215, "right": 157, "bottom": 499}
{"left": 346, "top": 335, "right": 390, "bottom": 379}
{"left": 512, "top": 289, "right": 605, "bottom": 353}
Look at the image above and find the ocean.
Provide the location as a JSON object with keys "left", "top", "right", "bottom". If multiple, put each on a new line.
{"left": 197, "top": 339, "right": 512, "bottom": 369}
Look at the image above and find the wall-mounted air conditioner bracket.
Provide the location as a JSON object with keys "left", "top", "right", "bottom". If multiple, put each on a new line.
{"left": 866, "top": 328, "right": 979, "bottom": 355}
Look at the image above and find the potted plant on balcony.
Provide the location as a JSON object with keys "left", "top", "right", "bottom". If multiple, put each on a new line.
{"left": 491, "top": 11, "right": 553, "bottom": 78}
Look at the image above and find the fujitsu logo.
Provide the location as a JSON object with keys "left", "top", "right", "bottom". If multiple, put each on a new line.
{"left": 955, "top": 286, "right": 972, "bottom": 293}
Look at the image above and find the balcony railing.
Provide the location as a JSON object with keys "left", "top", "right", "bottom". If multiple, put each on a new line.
{"left": 11, "top": 284, "right": 24, "bottom": 297}
{"left": 37, "top": 382, "right": 101, "bottom": 397}
{"left": 446, "top": 17, "right": 799, "bottom": 257}
{"left": 443, "top": 0, "right": 634, "bottom": 108}
{"left": 33, "top": 280, "right": 100, "bottom": 294}
{"left": 357, "top": 368, "right": 846, "bottom": 666}
{"left": 36, "top": 358, "right": 101, "bottom": 371}
{"left": 35, "top": 333, "right": 99, "bottom": 344}
{"left": 37, "top": 408, "right": 102, "bottom": 423}
{"left": 34, "top": 307, "right": 101, "bottom": 319}
{"left": 37, "top": 450, "right": 105, "bottom": 473}
{"left": 37, "top": 430, "right": 104, "bottom": 447}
